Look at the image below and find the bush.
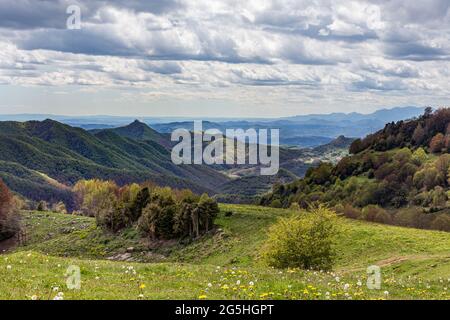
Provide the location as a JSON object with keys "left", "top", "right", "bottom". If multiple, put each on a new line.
{"left": 36, "top": 200, "right": 48, "bottom": 211}
{"left": 342, "top": 204, "right": 361, "bottom": 220}
{"left": 261, "top": 207, "right": 338, "bottom": 271}
{"left": 51, "top": 201, "right": 67, "bottom": 214}
{"left": 430, "top": 214, "right": 450, "bottom": 232}
{"left": 373, "top": 210, "right": 392, "bottom": 224}
{"left": 362, "top": 205, "right": 386, "bottom": 222}
{"left": 270, "top": 199, "right": 282, "bottom": 208}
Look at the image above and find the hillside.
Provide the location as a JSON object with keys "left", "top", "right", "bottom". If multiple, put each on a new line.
{"left": 0, "top": 120, "right": 230, "bottom": 206}
{"left": 95, "top": 120, "right": 173, "bottom": 149}
{"left": 261, "top": 108, "right": 450, "bottom": 231}
{"left": 1, "top": 204, "right": 449, "bottom": 299}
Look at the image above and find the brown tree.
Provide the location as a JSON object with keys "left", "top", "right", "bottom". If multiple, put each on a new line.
{"left": 429, "top": 133, "right": 445, "bottom": 153}
{"left": 0, "top": 179, "right": 12, "bottom": 220}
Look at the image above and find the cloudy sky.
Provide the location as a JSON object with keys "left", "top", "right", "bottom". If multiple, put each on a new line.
{"left": 0, "top": 0, "right": 449, "bottom": 117}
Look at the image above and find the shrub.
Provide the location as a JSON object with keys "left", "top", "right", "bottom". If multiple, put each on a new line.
{"left": 36, "top": 200, "right": 48, "bottom": 212}
{"left": 270, "top": 199, "right": 282, "bottom": 208}
{"left": 261, "top": 207, "right": 337, "bottom": 271}
{"left": 342, "top": 204, "right": 361, "bottom": 220}
{"left": 430, "top": 214, "right": 450, "bottom": 232}
{"left": 373, "top": 210, "right": 392, "bottom": 224}
{"left": 51, "top": 201, "right": 67, "bottom": 214}
{"left": 362, "top": 205, "right": 387, "bottom": 222}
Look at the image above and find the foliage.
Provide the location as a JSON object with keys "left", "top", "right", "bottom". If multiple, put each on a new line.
{"left": 261, "top": 108, "right": 450, "bottom": 231}
{"left": 261, "top": 207, "right": 337, "bottom": 270}
{"left": 73, "top": 179, "right": 219, "bottom": 240}
{"left": 0, "top": 179, "right": 19, "bottom": 240}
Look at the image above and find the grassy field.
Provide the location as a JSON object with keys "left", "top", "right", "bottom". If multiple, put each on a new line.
{"left": 1, "top": 204, "right": 449, "bottom": 300}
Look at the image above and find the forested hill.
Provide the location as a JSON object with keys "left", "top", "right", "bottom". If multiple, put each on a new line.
{"left": 0, "top": 119, "right": 229, "bottom": 207}
{"left": 349, "top": 107, "right": 450, "bottom": 154}
{"left": 261, "top": 108, "right": 450, "bottom": 231}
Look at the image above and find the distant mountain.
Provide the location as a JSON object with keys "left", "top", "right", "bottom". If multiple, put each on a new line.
{"left": 280, "top": 136, "right": 333, "bottom": 148}
{"left": 0, "top": 107, "right": 425, "bottom": 149}
{"left": 96, "top": 120, "right": 172, "bottom": 149}
{"left": 283, "top": 106, "right": 424, "bottom": 123}
{"left": 0, "top": 120, "right": 230, "bottom": 207}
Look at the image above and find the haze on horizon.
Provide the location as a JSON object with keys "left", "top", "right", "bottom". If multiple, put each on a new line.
{"left": 0, "top": 1, "right": 449, "bottom": 118}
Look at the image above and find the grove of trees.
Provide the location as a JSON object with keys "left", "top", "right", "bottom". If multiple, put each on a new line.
{"left": 73, "top": 179, "right": 219, "bottom": 240}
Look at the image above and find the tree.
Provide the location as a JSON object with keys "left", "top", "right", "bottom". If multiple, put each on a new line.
{"left": 195, "top": 193, "right": 219, "bottom": 235}
{"left": 0, "top": 179, "right": 19, "bottom": 241}
{"left": 73, "top": 179, "right": 118, "bottom": 217}
{"left": 412, "top": 147, "right": 427, "bottom": 165}
{"left": 429, "top": 133, "right": 445, "bottom": 153}
{"left": 0, "top": 179, "right": 12, "bottom": 218}
{"left": 128, "top": 187, "right": 150, "bottom": 222}
{"left": 412, "top": 124, "right": 425, "bottom": 145}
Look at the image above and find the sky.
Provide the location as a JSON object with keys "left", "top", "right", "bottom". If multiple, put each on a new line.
{"left": 0, "top": 0, "right": 449, "bottom": 117}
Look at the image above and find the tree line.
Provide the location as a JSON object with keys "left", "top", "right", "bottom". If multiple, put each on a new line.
{"left": 73, "top": 179, "right": 220, "bottom": 240}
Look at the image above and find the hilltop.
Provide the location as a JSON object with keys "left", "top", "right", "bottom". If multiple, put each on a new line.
{"left": 0, "top": 119, "right": 229, "bottom": 207}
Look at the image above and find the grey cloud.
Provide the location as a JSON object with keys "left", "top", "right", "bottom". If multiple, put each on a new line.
{"left": 384, "top": 42, "right": 450, "bottom": 61}
{"left": 0, "top": 0, "right": 183, "bottom": 30}
{"left": 349, "top": 77, "right": 407, "bottom": 92}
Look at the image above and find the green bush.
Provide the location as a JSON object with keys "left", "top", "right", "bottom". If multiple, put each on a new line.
{"left": 270, "top": 199, "right": 282, "bottom": 208}
{"left": 261, "top": 207, "right": 338, "bottom": 271}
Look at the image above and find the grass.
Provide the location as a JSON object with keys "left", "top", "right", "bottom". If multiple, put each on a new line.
{"left": 1, "top": 204, "right": 450, "bottom": 300}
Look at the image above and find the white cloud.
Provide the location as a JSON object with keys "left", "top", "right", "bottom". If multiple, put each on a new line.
{"left": 0, "top": 0, "right": 449, "bottom": 116}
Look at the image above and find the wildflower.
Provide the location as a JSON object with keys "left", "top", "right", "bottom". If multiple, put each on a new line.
{"left": 343, "top": 284, "right": 350, "bottom": 291}
{"left": 207, "top": 283, "right": 212, "bottom": 288}
{"left": 335, "top": 276, "right": 340, "bottom": 283}
{"left": 357, "top": 280, "right": 362, "bottom": 287}
{"left": 138, "top": 294, "right": 144, "bottom": 299}
{"left": 53, "top": 292, "right": 64, "bottom": 300}
{"left": 52, "top": 287, "right": 59, "bottom": 292}
{"left": 31, "top": 295, "right": 38, "bottom": 300}
{"left": 236, "top": 280, "right": 241, "bottom": 285}
{"left": 249, "top": 281, "right": 254, "bottom": 286}
{"left": 6, "top": 265, "right": 12, "bottom": 270}
{"left": 198, "top": 295, "right": 207, "bottom": 300}
{"left": 139, "top": 284, "right": 146, "bottom": 289}
{"left": 384, "top": 291, "right": 389, "bottom": 297}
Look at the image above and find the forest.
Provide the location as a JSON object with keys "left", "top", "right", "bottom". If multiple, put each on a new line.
{"left": 260, "top": 108, "right": 450, "bottom": 231}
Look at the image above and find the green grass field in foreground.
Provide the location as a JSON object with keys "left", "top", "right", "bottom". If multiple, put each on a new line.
{"left": 1, "top": 204, "right": 449, "bottom": 300}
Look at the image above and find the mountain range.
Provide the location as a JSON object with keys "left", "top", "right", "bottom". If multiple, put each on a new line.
{"left": 0, "top": 119, "right": 230, "bottom": 208}
{"left": 0, "top": 107, "right": 425, "bottom": 148}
